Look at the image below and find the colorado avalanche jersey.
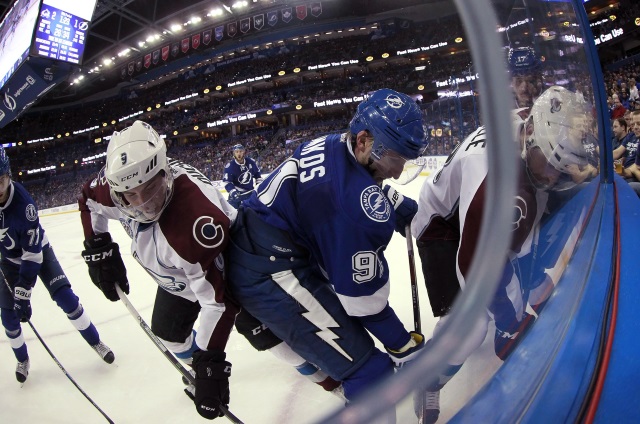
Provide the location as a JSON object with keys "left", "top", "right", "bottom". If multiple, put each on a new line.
{"left": 411, "top": 124, "right": 548, "bottom": 289}
{"left": 244, "top": 133, "right": 407, "bottom": 347}
{"left": 0, "top": 182, "right": 49, "bottom": 288}
{"left": 223, "top": 156, "right": 261, "bottom": 193}
{"left": 79, "top": 159, "right": 238, "bottom": 352}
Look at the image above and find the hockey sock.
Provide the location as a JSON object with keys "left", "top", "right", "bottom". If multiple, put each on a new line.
{"left": 53, "top": 287, "right": 100, "bottom": 346}
{"left": 2, "top": 308, "right": 28, "bottom": 362}
{"left": 167, "top": 330, "right": 198, "bottom": 365}
{"left": 269, "top": 342, "right": 341, "bottom": 391}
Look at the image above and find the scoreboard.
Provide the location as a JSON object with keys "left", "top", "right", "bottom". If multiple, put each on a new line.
{"left": 30, "top": 0, "right": 97, "bottom": 65}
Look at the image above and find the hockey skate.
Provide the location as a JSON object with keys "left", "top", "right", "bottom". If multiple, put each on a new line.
{"left": 415, "top": 389, "right": 440, "bottom": 424}
{"left": 16, "top": 358, "right": 30, "bottom": 384}
{"left": 91, "top": 341, "right": 115, "bottom": 364}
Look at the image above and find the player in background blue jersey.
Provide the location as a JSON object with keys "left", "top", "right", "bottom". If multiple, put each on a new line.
{"left": 0, "top": 146, "right": 114, "bottom": 384}
{"left": 226, "top": 88, "right": 428, "bottom": 411}
{"left": 222, "top": 144, "right": 262, "bottom": 208}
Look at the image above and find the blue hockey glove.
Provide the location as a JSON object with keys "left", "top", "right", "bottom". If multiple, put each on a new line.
{"left": 14, "top": 284, "right": 32, "bottom": 322}
{"left": 382, "top": 185, "right": 418, "bottom": 237}
{"left": 192, "top": 350, "right": 231, "bottom": 420}
{"left": 385, "top": 331, "right": 425, "bottom": 367}
{"left": 228, "top": 190, "right": 240, "bottom": 202}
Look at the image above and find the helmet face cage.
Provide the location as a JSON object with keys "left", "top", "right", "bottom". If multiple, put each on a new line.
{"left": 105, "top": 120, "right": 174, "bottom": 222}
{"left": 109, "top": 166, "right": 174, "bottom": 223}
{"left": 349, "top": 89, "right": 428, "bottom": 162}
{"left": 524, "top": 86, "right": 592, "bottom": 191}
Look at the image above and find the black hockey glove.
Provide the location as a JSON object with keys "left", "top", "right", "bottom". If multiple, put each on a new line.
{"left": 13, "top": 283, "right": 33, "bottom": 322}
{"left": 192, "top": 350, "right": 231, "bottom": 420}
{"left": 82, "top": 232, "right": 129, "bottom": 302}
{"left": 382, "top": 185, "right": 418, "bottom": 237}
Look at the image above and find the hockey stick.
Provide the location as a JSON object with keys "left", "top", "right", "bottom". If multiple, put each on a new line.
{"left": 0, "top": 270, "right": 114, "bottom": 423}
{"left": 115, "top": 286, "right": 244, "bottom": 424}
{"left": 405, "top": 224, "right": 421, "bottom": 333}
{"left": 405, "top": 225, "right": 427, "bottom": 424}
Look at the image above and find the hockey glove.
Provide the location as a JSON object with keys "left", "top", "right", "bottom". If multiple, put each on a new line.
{"left": 228, "top": 190, "right": 240, "bottom": 202}
{"left": 14, "top": 283, "right": 32, "bottom": 322}
{"left": 382, "top": 185, "right": 418, "bottom": 237}
{"left": 192, "top": 350, "right": 232, "bottom": 420}
{"left": 385, "top": 331, "right": 425, "bottom": 368}
{"left": 82, "top": 232, "right": 129, "bottom": 302}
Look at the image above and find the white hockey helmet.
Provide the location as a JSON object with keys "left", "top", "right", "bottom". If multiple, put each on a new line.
{"left": 523, "top": 86, "right": 592, "bottom": 191}
{"left": 104, "top": 120, "right": 174, "bottom": 222}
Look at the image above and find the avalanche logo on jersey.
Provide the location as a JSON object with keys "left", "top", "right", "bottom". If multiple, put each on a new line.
{"left": 193, "top": 216, "right": 224, "bottom": 248}
{"left": 0, "top": 228, "right": 16, "bottom": 249}
{"left": 25, "top": 204, "right": 37, "bottom": 221}
{"left": 360, "top": 185, "right": 390, "bottom": 222}
{"left": 133, "top": 251, "right": 187, "bottom": 292}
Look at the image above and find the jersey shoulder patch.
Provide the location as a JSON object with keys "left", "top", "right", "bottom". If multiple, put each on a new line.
{"left": 359, "top": 185, "right": 390, "bottom": 222}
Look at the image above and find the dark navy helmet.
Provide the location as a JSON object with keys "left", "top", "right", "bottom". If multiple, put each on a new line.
{"left": 508, "top": 46, "right": 541, "bottom": 75}
{"left": 0, "top": 146, "right": 11, "bottom": 177}
{"left": 349, "top": 88, "right": 427, "bottom": 160}
{"left": 232, "top": 144, "right": 245, "bottom": 151}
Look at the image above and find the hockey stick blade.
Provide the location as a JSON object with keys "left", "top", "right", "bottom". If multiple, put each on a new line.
{"left": 115, "top": 286, "right": 244, "bottom": 424}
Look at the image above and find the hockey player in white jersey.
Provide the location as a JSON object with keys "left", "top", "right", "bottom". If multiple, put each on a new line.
{"left": 79, "top": 121, "right": 240, "bottom": 420}
{"left": 411, "top": 86, "right": 594, "bottom": 422}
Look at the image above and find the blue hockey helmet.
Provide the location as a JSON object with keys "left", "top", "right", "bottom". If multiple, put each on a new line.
{"left": 508, "top": 46, "right": 541, "bottom": 75}
{"left": 349, "top": 88, "right": 427, "bottom": 160}
{"left": 0, "top": 146, "right": 11, "bottom": 177}
{"left": 232, "top": 144, "right": 245, "bottom": 151}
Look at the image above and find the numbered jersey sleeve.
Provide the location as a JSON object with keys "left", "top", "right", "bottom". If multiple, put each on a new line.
{"left": 0, "top": 182, "right": 47, "bottom": 288}
{"left": 78, "top": 168, "right": 123, "bottom": 239}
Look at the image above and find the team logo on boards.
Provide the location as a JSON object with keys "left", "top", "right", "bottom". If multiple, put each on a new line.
{"left": 360, "top": 185, "right": 390, "bottom": 222}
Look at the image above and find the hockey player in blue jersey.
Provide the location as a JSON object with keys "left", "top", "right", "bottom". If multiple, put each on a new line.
{"left": 222, "top": 143, "right": 262, "bottom": 208}
{"left": 0, "top": 146, "right": 114, "bottom": 384}
{"left": 226, "top": 88, "right": 428, "bottom": 407}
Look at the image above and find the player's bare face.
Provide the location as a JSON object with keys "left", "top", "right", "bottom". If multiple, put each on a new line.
{"left": 121, "top": 172, "right": 167, "bottom": 220}
{"left": 0, "top": 174, "right": 9, "bottom": 203}
{"left": 370, "top": 150, "right": 407, "bottom": 182}
{"left": 526, "top": 146, "right": 561, "bottom": 190}
{"left": 234, "top": 149, "right": 245, "bottom": 162}
{"left": 512, "top": 75, "right": 539, "bottom": 108}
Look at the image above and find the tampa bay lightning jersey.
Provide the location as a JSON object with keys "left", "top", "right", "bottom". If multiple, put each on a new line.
{"left": 223, "top": 156, "right": 261, "bottom": 193}
{"left": 0, "top": 182, "right": 50, "bottom": 288}
{"left": 245, "top": 133, "right": 398, "bottom": 319}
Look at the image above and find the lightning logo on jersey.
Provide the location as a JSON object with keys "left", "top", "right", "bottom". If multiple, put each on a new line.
{"left": 360, "top": 185, "right": 390, "bottom": 222}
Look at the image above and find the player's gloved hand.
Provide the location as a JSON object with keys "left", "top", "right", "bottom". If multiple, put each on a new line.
{"left": 192, "top": 350, "right": 232, "bottom": 420}
{"left": 13, "top": 284, "right": 32, "bottom": 322}
{"left": 228, "top": 190, "right": 240, "bottom": 203}
{"left": 385, "top": 331, "right": 425, "bottom": 368}
{"left": 82, "top": 232, "right": 129, "bottom": 302}
{"left": 382, "top": 185, "right": 418, "bottom": 237}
